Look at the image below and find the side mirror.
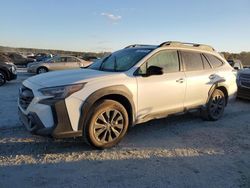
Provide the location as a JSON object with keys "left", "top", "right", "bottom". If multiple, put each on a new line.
{"left": 146, "top": 66, "right": 163, "bottom": 76}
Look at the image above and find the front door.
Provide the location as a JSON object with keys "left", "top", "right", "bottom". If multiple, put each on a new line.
{"left": 49, "top": 56, "right": 67, "bottom": 70}
{"left": 64, "top": 57, "right": 81, "bottom": 70}
{"left": 136, "top": 50, "right": 186, "bottom": 120}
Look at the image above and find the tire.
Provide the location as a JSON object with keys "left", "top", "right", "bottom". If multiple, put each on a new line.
{"left": 83, "top": 99, "right": 129, "bottom": 149}
{"left": 201, "top": 89, "right": 226, "bottom": 121}
{"left": 0, "top": 70, "right": 6, "bottom": 86}
{"left": 37, "top": 67, "right": 48, "bottom": 74}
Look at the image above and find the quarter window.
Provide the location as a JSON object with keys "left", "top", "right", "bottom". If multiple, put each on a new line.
{"left": 204, "top": 54, "right": 224, "bottom": 68}
{"left": 146, "top": 50, "right": 179, "bottom": 73}
{"left": 181, "top": 51, "right": 203, "bottom": 71}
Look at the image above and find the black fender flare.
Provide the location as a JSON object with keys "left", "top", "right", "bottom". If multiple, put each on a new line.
{"left": 206, "top": 78, "right": 228, "bottom": 104}
{"left": 78, "top": 85, "right": 136, "bottom": 131}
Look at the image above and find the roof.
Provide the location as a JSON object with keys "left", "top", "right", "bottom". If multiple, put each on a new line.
{"left": 124, "top": 44, "right": 157, "bottom": 49}
{"left": 125, "top": 41, "right": 216, "bottom": 53}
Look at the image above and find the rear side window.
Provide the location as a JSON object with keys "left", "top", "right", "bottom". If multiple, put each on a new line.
{"left": 201, "top": 54, "right": 212, "bottom": 69}
{"left": 181, "top": 51, "right": 203, "bottom": 71}
{"left": 204, "top": 54, "right": 224, "bottom": 68}
{"left": 146, "top": 50, "right": 179, "bottom": 73}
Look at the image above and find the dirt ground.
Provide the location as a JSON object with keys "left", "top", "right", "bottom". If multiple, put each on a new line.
{"left": 0, "top": 70, "right": 250, "bottom": 188}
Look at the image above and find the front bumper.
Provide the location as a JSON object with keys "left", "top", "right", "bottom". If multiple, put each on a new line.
{"left": 237, "top": 86, "right": 250, "bottom": 100}
{"left": 18, "top": 85, "right": 82, "bottom": 138}
{"left": 18, "top": 108, "right": 54, "bottom": 135}
{"left": 9, "top": 73, "right": 17, "bottom": 80}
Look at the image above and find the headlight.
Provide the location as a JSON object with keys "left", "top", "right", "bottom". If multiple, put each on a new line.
{"left": 39, "top": 83, "right": 85, "bottom": 99}
{"left": 8, "top": 65, "right": 17, "bottom": 74}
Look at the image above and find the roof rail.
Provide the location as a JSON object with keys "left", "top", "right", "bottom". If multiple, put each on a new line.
{"left": 124, "top": 44, "right": 154, "bottom": 49}
{"left": 159, "top": 41, "right": 215, "bottom": 52}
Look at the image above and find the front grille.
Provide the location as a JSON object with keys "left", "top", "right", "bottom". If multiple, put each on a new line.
{"left": 239, "top": 74, "right": 250, "bottom": 88}
{"left": 238, "top": 87, "right": 250, "bottom": 99}
{"left": 19, "top": 85, "right": 34, "bottom": 110}
{"left": 240, "top": 74, "right": 250, "bottom": 80}
{"left": 241, "top": 81, "right": 250, "bottom": 88}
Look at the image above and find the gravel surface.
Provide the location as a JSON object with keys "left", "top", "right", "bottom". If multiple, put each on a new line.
{"left": 0, "top": 70, "right": 250, "bottom": 188}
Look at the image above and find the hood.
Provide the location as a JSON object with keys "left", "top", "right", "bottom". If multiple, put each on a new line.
{"left": 26, "top": 69, "right": 115, "bottom": 87}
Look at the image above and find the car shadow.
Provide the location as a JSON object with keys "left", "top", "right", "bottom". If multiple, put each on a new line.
{"left": 0, "top": 112, "right": 210, "bottom": 157}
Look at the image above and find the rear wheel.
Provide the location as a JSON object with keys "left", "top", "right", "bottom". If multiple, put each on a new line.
{"left": 83, "top": 100, "right": 129, "bottom": 149}
{"left": 0, "top": 70, "right": 6, "bottom": 86}
{"left": 201, "top": 89, "right": 226, "bottom": 121}
{"left": 37, "top": 67, "right": 48, "bottom": 74}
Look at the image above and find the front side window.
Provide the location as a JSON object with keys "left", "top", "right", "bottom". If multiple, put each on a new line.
{"left": 60, "top": 57, "right": 67, "bottom": 62}
{"left": 138, "top": 50, "right": 179, "bottom": 74}
{"left": 146, "top": 50, "right": 179, "bottom": 73}
{"left": 181, "top": 51, "right": 203, "bottom": 71}
{"left": 67, "top": 57, "right": 79, "bottom": 62}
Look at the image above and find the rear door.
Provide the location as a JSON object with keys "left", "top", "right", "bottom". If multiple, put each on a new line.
{"left": 181, "top": 51, "right": 214, "bottom": 108}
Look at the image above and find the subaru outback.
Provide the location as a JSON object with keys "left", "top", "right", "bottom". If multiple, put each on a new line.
{"left": 18, "top": 41, "right": 237, "bottom": 149}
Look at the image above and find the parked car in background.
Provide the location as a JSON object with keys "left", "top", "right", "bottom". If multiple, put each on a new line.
{"left": 27, "top": 55, "right": 92, "bottom": 74}
{"left": 228, "top": 59, "right": 244, "bottom": 70}
{"left": 19, "top": 41, "right": 237, "bottom": 149}
{"left": 237, "top": 68, "right": 250, "bottom": 99}
{"left": 8, "top": 53, "right": 36, "bottom": 67}
{"left": 0, "top": 55, "right": 17, "bottom": 86}
{"left": 34, "top": 53, "right": 53, "bottom": 62}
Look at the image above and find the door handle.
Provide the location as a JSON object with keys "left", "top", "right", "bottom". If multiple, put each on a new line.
{"left": 176, "top": 78, "right": 184, "bottom": 83}
{"left": 209, "top": 74, "right": 216, "bottom": 80}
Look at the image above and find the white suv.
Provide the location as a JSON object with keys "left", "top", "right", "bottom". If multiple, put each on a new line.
{"left": 18, "top": 41, "right": 237, "bottom": 149}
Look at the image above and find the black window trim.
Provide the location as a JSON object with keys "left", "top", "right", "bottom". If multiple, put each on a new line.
{"left": 201, "top": 53, "right": 212, "bottom": 70}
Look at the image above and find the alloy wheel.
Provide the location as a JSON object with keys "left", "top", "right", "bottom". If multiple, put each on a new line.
{"left": 93, "top": 109, "right": 124, "bottom": 144}
{"left": 38, "top": 68, "right": 47, "bottom": 74}
{"left": 209, "top": 94, "right": 225, "bottom": 119}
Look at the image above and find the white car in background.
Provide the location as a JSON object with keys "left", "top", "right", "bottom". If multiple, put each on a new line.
{"left": 27, "top": 55, "right": 92, "bottom": 74}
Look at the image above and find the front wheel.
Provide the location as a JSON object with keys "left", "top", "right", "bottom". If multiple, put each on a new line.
{"left": 83, "top": 100, "right": 129, "bottom": 149}
{"left": 201, "top": 89, "right": 226, "bottom": 121}
{"left": 0, "top": 70, "right": 6, "bottom": 86}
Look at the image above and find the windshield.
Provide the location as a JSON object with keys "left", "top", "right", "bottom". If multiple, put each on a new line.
{"left": 89, "top": 48, "right": 153, "bottom": 72}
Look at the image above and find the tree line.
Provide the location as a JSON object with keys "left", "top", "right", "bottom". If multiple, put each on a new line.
{"left": 1, "top": 45, "right": 250, "bottom": 65}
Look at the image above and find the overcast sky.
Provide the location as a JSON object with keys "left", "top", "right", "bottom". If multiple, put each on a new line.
{"left": 0, "top": 0, "right": 249, "bottom": 52}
